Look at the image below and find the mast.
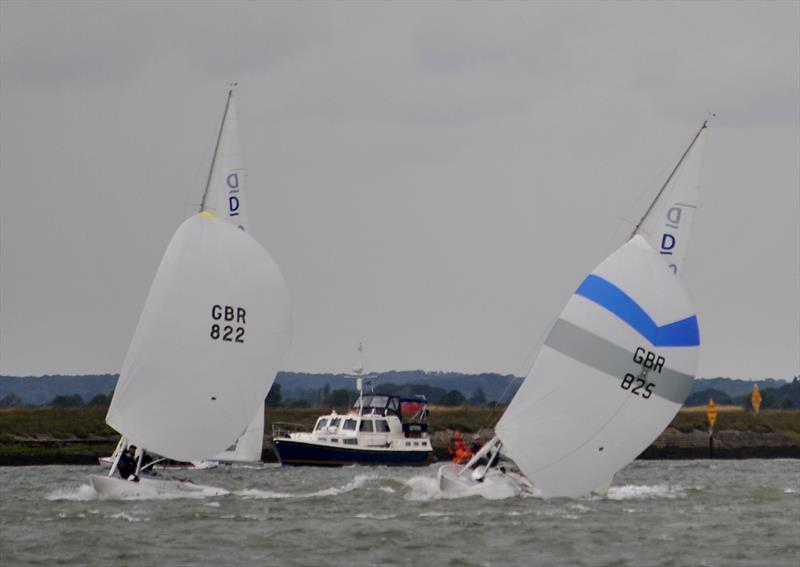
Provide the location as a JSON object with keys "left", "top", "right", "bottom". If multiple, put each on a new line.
{"left": 200, "top": 88, "right": 235, "bottom": 213}
{"left": 354, "top": 342, "right": 364, "bottom": 416}
{"left": 630, "top": 120, "right": 709, "bottom": 239}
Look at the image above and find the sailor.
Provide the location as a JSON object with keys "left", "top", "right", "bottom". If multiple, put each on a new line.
{"left": 469, "top": 434, "right": 481, "bottom": 454}
{"left": 447, "top": 430, "right": 461, "bottom": 459}
{"left": 117, "top": 445, "right": 138, "bottom": 481}
{"left": 453, "top": 436, "right": 473, "bottom": 464}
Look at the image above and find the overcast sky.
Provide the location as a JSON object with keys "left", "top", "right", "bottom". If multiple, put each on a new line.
{"left": 1, "top": 1, "right": 798, "bottom": 380}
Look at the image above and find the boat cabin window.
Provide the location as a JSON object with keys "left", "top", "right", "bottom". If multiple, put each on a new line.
{"left": 315, "top": 418, "right": 329, "bottom": 431}
{"left": 328, "top": 417, "right": 341, "bottom": 428}
{"left": 342, "top": 419, "right": 357, "bottom": 431}
{"left": 359, "top": 420, "right": 374, "bottom": 433}
{"left": 375, "top": 420, "right": 390, "bottom": 433}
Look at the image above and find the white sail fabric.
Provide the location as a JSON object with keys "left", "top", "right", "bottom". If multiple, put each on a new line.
{"left": 203, "top": 90, "right": 264, "bottom": 461}
{"left": 496, "top": 236, "right": 699, "bottom": 498}
{"left": 212, "top": 409, "right": 265, "bottom": 462}
{"left": 635, "top": 126, "right": 707, "bottom": 276}
{"left": 107, "top": 213, "right": 290, "bottom": 462}
{"left": 202, "top": 91, "right": 248, "bottom": 231}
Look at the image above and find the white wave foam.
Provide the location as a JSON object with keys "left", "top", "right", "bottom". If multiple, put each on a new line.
{"left": 606, "top": 484, "right": 683, "bottom": 500}
{"left": 235, "top": 473, "right": 378, "bottom": 500}
{"left": 355, "top": 513, "right": 397, "bottom": 520}
{"left": 418, "top": 511, "right": 450, "bottom": 517}
{"left": 403, "top": 475, "right": 442, "bottom": 502}
{"left": 568, "top": 503, "right": 591, "bottom": 513}
{"left": 105, "top": 512, "right": 144, "bottom": 523}
{"left": 45, "top": 484, "right": 98, "bottom": 501}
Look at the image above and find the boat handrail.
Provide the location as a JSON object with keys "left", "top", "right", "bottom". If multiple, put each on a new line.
{"left": 271, "top": 422, "right": 309, "bottom": 438}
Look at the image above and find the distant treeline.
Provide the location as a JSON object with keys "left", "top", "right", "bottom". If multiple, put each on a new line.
{"left": 0, "top": 372, "right": 796, "bottom": 410}
{"left": 683, "top": 377, "right": 800, "bottom": 410}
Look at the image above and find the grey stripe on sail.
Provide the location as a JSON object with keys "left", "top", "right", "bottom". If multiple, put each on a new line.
{"left": 544, "top": 319, "right": 694, "bottom": 404}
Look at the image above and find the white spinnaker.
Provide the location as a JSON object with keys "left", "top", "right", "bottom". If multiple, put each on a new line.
{"left": 201, "top": 90, "right": 248, "bottom": 231}
{"left": 107, "top": 213, "right": 290, "bottom": 462}
{"left": 495, "top": 236, "right": 699, "bottom": 498}
{"left": 212, "top": 409, "right": 265, "bottom": 462}
{"left": 635, "top": 125, "right": 707, "bottom": 276}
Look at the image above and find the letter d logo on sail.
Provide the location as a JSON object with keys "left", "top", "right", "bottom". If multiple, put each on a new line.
{"left": 226, "top": 173, "right": 239, "bottom": 189}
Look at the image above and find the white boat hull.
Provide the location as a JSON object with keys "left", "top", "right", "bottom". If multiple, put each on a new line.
{"left": 97, "top": 457, "right": 218, "bottom": 470}
{"left": 437, "top": 463, "right": 533, "bottom": 499}
{"left": 88, "top": 475, "right": 228, "bottom": 499}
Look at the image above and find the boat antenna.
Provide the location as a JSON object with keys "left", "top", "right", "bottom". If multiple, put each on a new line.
{"left": 199, "top": 84, "right": 237, "bottom": 213}
{"left": 629, "top": 116, "right": 712, "bottom": 239}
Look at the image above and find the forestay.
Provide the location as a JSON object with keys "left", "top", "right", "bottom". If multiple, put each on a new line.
{"left": 495, "top": 236, "right": 699, "bottom": 498}
{"left": 106, "top": 213, "right": 290, "bottom": 462}
{"left": 634, "top": 124, "right": 707, "bottom": 276}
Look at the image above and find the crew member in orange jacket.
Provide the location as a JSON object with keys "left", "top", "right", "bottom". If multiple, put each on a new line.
{"left": 447, "top": 430, "right": 474, "bottom": 464}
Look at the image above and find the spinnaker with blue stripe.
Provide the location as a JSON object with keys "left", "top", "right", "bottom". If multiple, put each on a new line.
{"left": 495, "top": 235, "right": 699, "bottom": 497}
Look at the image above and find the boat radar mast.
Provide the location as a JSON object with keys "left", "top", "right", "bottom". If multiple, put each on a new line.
{"left": 348, "top": 342, "right": 376, "bottom": 415}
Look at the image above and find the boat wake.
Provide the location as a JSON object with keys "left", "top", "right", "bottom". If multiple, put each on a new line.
{"left": 605, "top": 484, "right": 687, "bottom": 500}
{"left": 45, "top": 484, "right": 98, "bottom": 501}
{"left": 235, "top": 472, "right": 380, "bottom": 499}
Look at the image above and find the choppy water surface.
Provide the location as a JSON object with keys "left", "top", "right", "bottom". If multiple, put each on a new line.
{"left": 1, "top": 460, "right": 798, "bottom": 566}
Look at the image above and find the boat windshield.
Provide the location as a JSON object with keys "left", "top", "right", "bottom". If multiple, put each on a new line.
{"left": 315, "top": 418, "right": 329, "bottom": 431}
{"left": 359, "top": 420, "right": 374, "bottom": 432}
{"left": 376, "top": 420, "right": 390, "bottom": 432}
{"left": 356, "top": 395, "right": 401, "bottom": 415}
{"left": 342, "top": 419, "right": 357, "bottom": 431}
{"left": 329, "top": 417, "right": 341, "bottom": 428}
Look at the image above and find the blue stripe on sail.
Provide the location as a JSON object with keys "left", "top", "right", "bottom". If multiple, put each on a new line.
{"left": 575, "top": 274, "right": 699, "bottom": 347}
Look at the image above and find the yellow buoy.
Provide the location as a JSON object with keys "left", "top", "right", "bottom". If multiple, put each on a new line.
{"left": 706, "top": 398, "right": 718, "bottom": 428}
{"left": 751, "top": 384, "right": 762, "bottom": 414}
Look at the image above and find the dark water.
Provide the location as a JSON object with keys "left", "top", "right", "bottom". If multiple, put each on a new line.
{"left": 1, "top": 460, "right": 798, "bottom": 566}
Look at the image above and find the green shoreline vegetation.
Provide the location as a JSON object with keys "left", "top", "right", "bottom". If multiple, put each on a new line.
{"left": 1, "top": 405, "right": 798, "bottom": 465}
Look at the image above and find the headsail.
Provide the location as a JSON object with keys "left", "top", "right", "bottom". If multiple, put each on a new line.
{"left": 495, "top": 236, "right": 699, "bottom": 498}
{"left": 212, "top": 409, "right": 265, "bottom": 462}
{"left": 632, "top": 122, "right": 708, "bottom": 275}
{"left": 107, "top": 213, "right": 290, "bottom": 462}
{"left": 201, "top": 90, "right": 248, "bottom": 231}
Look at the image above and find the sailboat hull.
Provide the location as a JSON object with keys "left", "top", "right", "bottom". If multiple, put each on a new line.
{"left": 88, "top": 474, "right": 228, "bottom": 499}
{"left": 97, "top": 457, "right": 218, "bottom": 470}
{"left": 437, "top": 463, "right": 532, "bottom": 499}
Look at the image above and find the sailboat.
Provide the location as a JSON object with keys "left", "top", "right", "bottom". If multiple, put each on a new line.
{"left": 439, "top": 121, "right": 708, "bottom": 499}
{"left": 89, "top": 89, "right": 291, "bottom": 497}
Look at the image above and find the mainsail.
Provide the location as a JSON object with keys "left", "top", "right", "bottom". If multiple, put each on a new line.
{"left": 201, "top": 89, "right": 248, "bottom": 231}
{"left": 495, "top": 236, "right": 699, "bottom": 497}
{"left": 632, "top": 122, "right": 707, "bottom": 276}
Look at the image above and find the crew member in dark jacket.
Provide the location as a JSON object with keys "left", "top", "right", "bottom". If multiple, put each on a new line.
{"left": 117, "top": 445, "right": 138, "bottom": 481}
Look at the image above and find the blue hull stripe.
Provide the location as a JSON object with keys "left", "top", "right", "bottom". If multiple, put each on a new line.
{"left": 575, "top": 274, "right": 699, "bottom": 347}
